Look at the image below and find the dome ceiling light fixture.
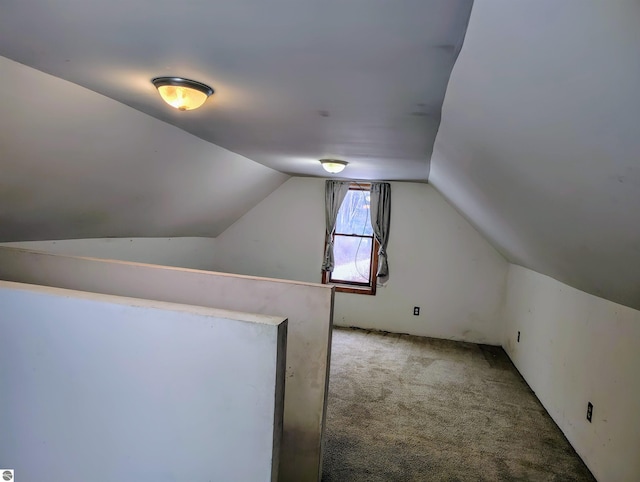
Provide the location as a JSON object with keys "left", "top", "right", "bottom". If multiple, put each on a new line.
{"left": 151, "top": 77, "right": 214, "bottom": 111}
{"left": 320, "top": 159, "right": 348, "bottom": 174}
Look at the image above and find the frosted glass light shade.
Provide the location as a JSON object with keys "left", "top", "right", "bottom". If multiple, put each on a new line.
{"left": 152, "top": 77, "right": 214, "bottom": 111}
{"left": 320, "top": 159, "right": 348, "bottom": 173}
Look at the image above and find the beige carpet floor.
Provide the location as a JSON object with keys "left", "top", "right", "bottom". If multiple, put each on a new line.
{"left": 321, "top": 327, "right": 596, "bottom": 482}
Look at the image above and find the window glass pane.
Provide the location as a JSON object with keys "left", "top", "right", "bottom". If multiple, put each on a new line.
{"left": 331, "top": 235, "right": 372, "bottom": 283}
{"left": 335, "top": 189, "right": 373, "bottom": 235}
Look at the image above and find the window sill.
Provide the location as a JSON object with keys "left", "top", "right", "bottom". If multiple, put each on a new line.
{"left": 332, "top": 284, "right": 376, "bottom": 296}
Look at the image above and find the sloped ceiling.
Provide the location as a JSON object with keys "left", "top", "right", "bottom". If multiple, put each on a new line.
{"left": 0, "top": 57, "right": 288, "bottom": 241}
{"left": 0, "top": 0, "right": 473, "bottom": 181}
{"left": 430, "top": 1, "right": 640, "bottom": 310}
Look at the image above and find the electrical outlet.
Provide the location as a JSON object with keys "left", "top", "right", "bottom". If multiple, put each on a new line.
{"left": 517, "top": 331, "right": 520, "bottom": 342}
{"left": 413, "top": 306, "right": 420, "bottom": 316}
{"left": 587, "top": 402, "right": 593, "bottom": 422}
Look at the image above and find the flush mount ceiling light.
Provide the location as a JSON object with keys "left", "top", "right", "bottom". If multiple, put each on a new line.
{"left": 151, "top": 77, "right": 214, "bottom": 111}
{"left": 320, "top": 159, "right": 348, "bottom": 174}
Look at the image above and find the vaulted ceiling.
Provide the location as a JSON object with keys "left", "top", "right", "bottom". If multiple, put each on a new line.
{"left": 430, "top": 1, "right": 640, "bottom": 309}
{"left": 1, "top": 1, "right": 639, "bottom": 310}
{"left": 0, "top": 56, "right": 289, "bottom": 240}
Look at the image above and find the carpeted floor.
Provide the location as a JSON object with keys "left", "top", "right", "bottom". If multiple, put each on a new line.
{"left": 321, "top": 327, "right": 596, "bottom": 482}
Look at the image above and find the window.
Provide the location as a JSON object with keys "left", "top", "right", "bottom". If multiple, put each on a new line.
{"left": 322, "top": 183, "right": 379, "bottom": 295}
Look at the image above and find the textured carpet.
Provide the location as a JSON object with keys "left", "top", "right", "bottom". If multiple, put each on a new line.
{"left": 321, "top": 327, "right": 596, "bottom": 482}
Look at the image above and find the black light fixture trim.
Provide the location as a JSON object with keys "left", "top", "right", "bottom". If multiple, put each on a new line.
{"left": 151, "top": 77, "right": 214, "bottom": 96}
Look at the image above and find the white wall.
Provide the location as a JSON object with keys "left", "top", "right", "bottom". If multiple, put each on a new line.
{"left": 0, "top": 280, "right": 286, "bottom": 482}
{"left": 0, "top": 247, "right": 333, "bottom": 482}
{"left": 502, "top": 265, "right": 640, "bottom": 482}
{"left": 1, "top": 237, "right": 216, "bottom": 270}
{"left": 214, "top": 177, "right": 508, "bottom": 344}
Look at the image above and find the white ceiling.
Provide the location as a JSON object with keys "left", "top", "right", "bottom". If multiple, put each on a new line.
{"left": 0, "top": 0, "right": 473, "bottom": 181}
{"left": 2, "top": 0, "right": 639, "bottom": 311}
{"left": 430, "top": 1, "right": 640, "bottom": 310}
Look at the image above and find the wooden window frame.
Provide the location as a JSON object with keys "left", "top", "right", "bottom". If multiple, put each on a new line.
{"left": 321, "top": 183, "right": 379, "bottom": 295}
